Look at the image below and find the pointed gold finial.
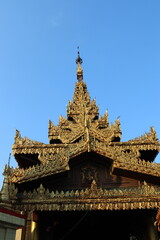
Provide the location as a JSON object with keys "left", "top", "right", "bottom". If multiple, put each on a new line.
{"left": 76, "top": 47, "right": 83, "bottom": 81}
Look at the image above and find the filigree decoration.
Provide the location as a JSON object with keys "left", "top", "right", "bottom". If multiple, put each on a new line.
{"left": 13, "top": 129, "right": 44, "bottom": 146}
{"left": 81, "top": 166, "right": 98, "bottom": 184}
{"left": 37, "top": 184, "right": 46, "bottom": 199}
{"left": 14, "top": 199, "right": 160, "bottom": 212}
{"left": 98, "top": 111, "right": 109, "bottom": 127}
{"left": 8, "top": 183, "right": 18, "bottom": 200}
{"left": 11, "top": 181, "right": 160, "bottom": 212}
{"left": 113, "top": 152, "right": 160, "bottom": 177}
{"left": 8, "top": 152, "right": 70, "bottom": 184}
{"left": 10, "top": 136, "right": 160, "bottom": 184}
{"left": 18, "top": 181, "right": 160, "bottom": 201}
{"left": 14, "top": 129, "right": 21, "bottom": 144}
{"left": 128, "top": 127, "right": 158, "bottom": 143}
{"left": 48, "top": 80, "right": 123, "bottom": 145}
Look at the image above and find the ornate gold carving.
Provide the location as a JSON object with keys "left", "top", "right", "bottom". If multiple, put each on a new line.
{"left": 8, "top": 183, "right": 18, "bottom": 200}
{"left": 9, "top": 147, "right": 70, "bottom": 183}
{"left": 128, "top": 126, "right": 158, "bottom": 143}
{"left": 17, "top": 181, "right": 160, "bottom": 201}
{"left": 14, "top": 129, "right": 44, "bottom": 146}
{"left": 48, "top": 78, "right": 122, "bottom": 145}
{"left": 10, "top": 134, "right": 160, "bottom": 184}
{"left": 8, "top": 155, "right": 69, "bottom": 184}
{"left": 113, "top": 151, "right": 160, "bottom": 177}
{"left": 81, "top": 166, "right": 98, "bottom": 184}
{"left": 11, "top": 181, "right": 160, "bottom": 212}
{"left": 14, "top": 200, "right": 160, "bottom": 212}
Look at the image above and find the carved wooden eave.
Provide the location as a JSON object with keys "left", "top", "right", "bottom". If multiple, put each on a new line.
{"left": 13, "top": 126, "right": 159, "bottom": 154}
{"left": 10, "top": 138, "right": 160, "bottom": 184}
{"left": 113, "top": 153, "right": 160, "bottom": 182}
{"left": 8, "top": 158, "right": 70, "bottom": 184}
{"left": 10, "top": 181, "right": 160, "bottom": 212}
{"left": 128, "top": 126, "right": 158, "bottom": 143}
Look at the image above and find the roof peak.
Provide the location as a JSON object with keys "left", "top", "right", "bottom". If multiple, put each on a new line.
{"left": 76, "top": 48, "right": 83, "bottom": 81}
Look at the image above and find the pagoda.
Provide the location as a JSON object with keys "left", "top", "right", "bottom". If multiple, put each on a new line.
{"left": 1, "top": 52, "right": 160, "bottom": 240}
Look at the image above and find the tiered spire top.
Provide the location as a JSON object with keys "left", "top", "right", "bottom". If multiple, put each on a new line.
{"left": 76, "top": 48, "right": 83, "bottom": 81}
{"left": 47, "top": 52, "right": 122, "bottom": 144}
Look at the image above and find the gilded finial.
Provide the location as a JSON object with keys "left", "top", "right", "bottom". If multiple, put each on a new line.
{"left": 76, "top": 47, "right": 83, "bottom": 81}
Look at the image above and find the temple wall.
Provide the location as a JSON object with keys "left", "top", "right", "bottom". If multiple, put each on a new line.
{"left": 0, "top": 208, "right": 25, "bottom": 240}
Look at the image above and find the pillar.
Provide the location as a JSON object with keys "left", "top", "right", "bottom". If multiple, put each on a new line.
{"left": 24, "top": 211, "right": 32, "bottom": 240}
{"left": 146, "top": 214, "right": 159, "bottom": 240}
{"left": 31, "top": 212, "right": 39, "bottom": 240}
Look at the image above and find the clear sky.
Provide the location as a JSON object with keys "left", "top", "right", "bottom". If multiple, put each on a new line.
{"left": 0, "top": 0, "right": 160, "bottom": 187}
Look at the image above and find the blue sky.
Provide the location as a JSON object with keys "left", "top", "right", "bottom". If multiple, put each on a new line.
{"left": 0, "top": 0, "right": 160, "bottom": 187}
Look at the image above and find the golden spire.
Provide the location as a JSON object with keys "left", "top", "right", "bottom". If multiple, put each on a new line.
{"left": 76, "top": 47, "right": 83, "bottom": 81}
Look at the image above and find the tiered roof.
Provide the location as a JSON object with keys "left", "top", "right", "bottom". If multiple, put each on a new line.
{"left": 2, "top": 52, "right": 160, "bottom": 212}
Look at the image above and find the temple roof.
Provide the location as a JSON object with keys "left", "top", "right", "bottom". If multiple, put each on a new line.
{"left": 11, "top": 52, "right": 159, "bottom": 181}
{"left": 1, "top": 52, "right": 159, "bottom": 214}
